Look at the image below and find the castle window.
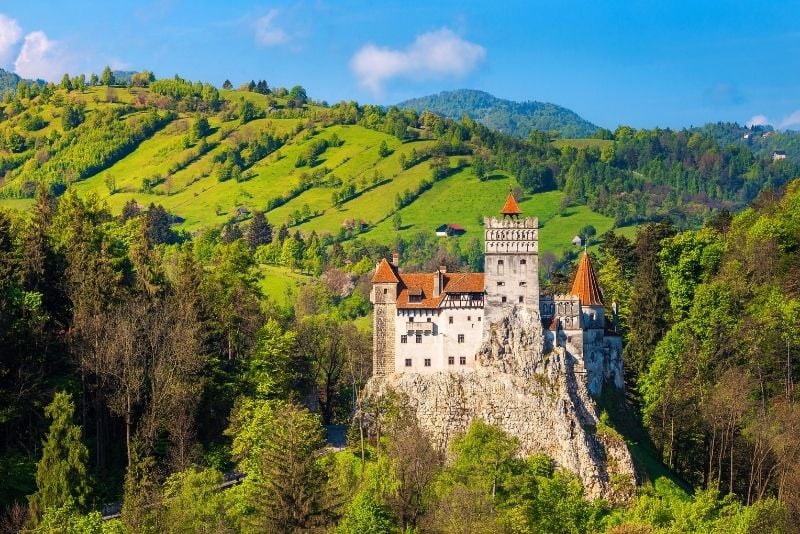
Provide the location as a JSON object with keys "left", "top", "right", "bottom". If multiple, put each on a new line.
{"left": 383, "top": 288, "right": 387, "bottom": 294}
{"left": 478, "top": 317, "right": 481, "bottom": 322}
{"left": 459, "top": 356, "right": 466, "bottom": 365}
{"left": 519, "top": 281, "right": 526, "bottom": 286}
{"left": 405, "top": 359, "right": 412, "bottom": 367}
{"left": 497, "top": 281, "right": 504, "bottom": 286}
{"left": 424, "top": 358, "right": 431, "bottom": 367}
{"left": 401, "top": 335, "right": 407, "bottom": 344}
{"left": 449, "top": 316, "right": 453, "bottom": 324}
{"left": 519, "top": 296, "right": 524, "bottom": 303}
{"left": 427, "top": 317, "right": 431, "bottom": 322}
{"left": 458, "top": 334, "right": 465, "bottom": 343}
{"left": 501, "top": 296, "right": 507, "bottom": 303}
{"left": 497, "top": 260, "right": 504, "bottom": 275}
{"left": 520, "top": 259, "right": 526, "bottom": 265}
{"left": 448, "top": 356, "right": 454, "bottom": 365}
{"left": 408, "top": 316, "right": 413, "bottom": 322}
{"left": 467, "top": 316, "right": 471, "bottom": 321}
{"left": 416, "top": 334, "right": 422, "bottom": 343}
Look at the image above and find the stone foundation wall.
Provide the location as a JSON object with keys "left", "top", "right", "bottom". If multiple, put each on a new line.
{"left": 363, "top": 306, "right": 636, "bottom": 500}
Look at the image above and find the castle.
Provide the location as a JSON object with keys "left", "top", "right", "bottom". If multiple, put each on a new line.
{"left": 370, "top": 193, "right": 623, "bottom": 396}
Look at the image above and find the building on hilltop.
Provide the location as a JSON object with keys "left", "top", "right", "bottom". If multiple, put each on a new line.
{"left": 370, "top": 193, "right": 624, "bottom": 396}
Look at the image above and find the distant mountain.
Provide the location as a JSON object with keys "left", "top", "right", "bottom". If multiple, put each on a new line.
{"left": 0, "top": 68, "right": 21, "bottom": 95}
{"left": 396, "top": 89, "right": 599, "bottom": 139}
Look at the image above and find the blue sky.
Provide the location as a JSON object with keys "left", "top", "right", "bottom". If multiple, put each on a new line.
{"left": 1, "top": 0, "right": 799, "bottom": 130}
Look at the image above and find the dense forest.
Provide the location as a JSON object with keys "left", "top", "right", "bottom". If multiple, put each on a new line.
{"left": 396, "top": 88, "right": 600, "bottom": 138}
{"left": 1, "top": 71, "right": 800, "bottom": 532}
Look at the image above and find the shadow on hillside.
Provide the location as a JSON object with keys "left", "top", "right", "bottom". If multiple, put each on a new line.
{"left": 598, "top": 386, "right": 692, "bottom": 496}
{"left": 483, "top": 173, "right": 509, "bottom": 181}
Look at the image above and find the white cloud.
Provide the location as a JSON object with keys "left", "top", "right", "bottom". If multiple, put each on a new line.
{"left": 350, "top": 28, "right": 486, "bottom": 94}
{"left": 0, "top": 14, "right": 23, "bottom": 66}
{"left": 746, "top": 114, "right": 769, "bottom": 127}
{"left": 255, "top": 9, "right": 289, "bottom": 46}
{"left": 779, "top": 110, "right": 800, "bottom": 130}
{"left": 14, "top": 31, "right": 68, "bottom": 81}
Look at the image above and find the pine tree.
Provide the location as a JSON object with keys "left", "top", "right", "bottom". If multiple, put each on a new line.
{"left": 222, "top": 79, "right": 233, "bottom": 90}
{"left": 28, "top": 392, "right": 90, "bottom": 522}
{"left": 623, "top": 222, "right": 675, "bottom": 381}
{"left": 249, "top": 403, "right": 330, "bottom": 532}
{"left": 100, "top": 66, "right": 115, "bottom": 86}
{"left": 246, "top": 211, "right": 273, "bottom": 249}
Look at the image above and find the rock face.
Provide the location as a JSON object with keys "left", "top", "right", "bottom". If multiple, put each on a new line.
{"left": 363, "top": 306, "right": 636, "bottom": 500}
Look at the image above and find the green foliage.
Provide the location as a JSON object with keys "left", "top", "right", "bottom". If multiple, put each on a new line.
{"left": 159, "top": 467, "right": 234, "bottom": 533}
{"left": 28, "top": 392, "right": 90, "bottom": 521}
{"left": 658, "top": 228, "right": 724, "bottom": 319}
{"left": 245, "top": 319, "right": 297, "bottom": 399}
{"left": 397, "top": 88, "right": 599, "bottom": 138}
{"left": 337, "top": 492, "right": 394, "bottom": 534}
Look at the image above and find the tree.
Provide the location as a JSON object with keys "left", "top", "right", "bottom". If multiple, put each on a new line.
{"left": 100, "top": 66, "right": 115, "bottom": 86}
{"left": 392, "top": 212, "right": 402, "bottom": 231}
{"left": 337, "top": 493, "right": 393, "bottom": 534}
{"left": 289, "top": 85, "right": 308, "bottom": 104}
{"left": 59, "top": 74, "right": 72, "bottom": 92}
{"left": 378, "top": 140, "right": 391, "bottom": 158}
{"left": 191, "top": 116, "right": 211, "bottom": 139}
{"left": 144, "top": 203, "right": 175, "bottom": 245}
{"left": 222, "top": 79, "right": 233, "bottom": 90}
{"left": 28, "top": 392, "right": 90, "bottom": 522}
{"left": 246, "top": 211, "right": 272, "bottom": 249}
{"left": 89, "top": 73, "right": 99, "bottom": 86}
{"left": 230, "top": 401, "right": 331, "bottom": 532}
{"left": 624, "top": 222, "right": 675, "bottom": 381}
{"left": 62, "top": 103, "right": 85, "bottom": 130}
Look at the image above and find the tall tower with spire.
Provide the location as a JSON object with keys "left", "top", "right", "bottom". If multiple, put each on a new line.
{"left": 483, "top": 192, "right": 539, "bottom": 328}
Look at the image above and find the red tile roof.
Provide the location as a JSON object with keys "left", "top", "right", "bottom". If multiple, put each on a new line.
{"left": 500, "top": 193, "right": 522, "bottom": 216}
{"left": 443, "top": 272, "right": 485, "bottom": 293}
{"left": 372, "top": 258, "right": 400, "bottom": 284}
{"left": 571, "top": 252, "right": 603, "bottom": 305}
{"left": 395, "top": 272, "right": 485, "bottom": 308}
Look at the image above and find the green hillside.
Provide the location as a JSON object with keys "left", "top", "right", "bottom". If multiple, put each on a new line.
{"left": 0, "top": 83, "right": 619, "bottom": 257}
{"left": 396, "top": 88, "right": 599, "bottom": 138}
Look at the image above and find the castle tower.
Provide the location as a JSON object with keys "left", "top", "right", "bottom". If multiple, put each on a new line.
{"left": 370, "top": 257, "right": 399, "bottom": 376}
{"left": 571, "top": 251, "right": 604, "bottom": 330}
{"left": 483, "top": 192, "right": 540, "bottom": 327}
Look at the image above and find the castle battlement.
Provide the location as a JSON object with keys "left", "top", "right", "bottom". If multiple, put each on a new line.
{"left": 370, "top": 192, "right": 624, "bottom": 396}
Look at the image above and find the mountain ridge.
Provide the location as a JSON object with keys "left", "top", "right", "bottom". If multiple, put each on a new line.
{"left": 396, "top": 88, "right": 599, "bottom": 139}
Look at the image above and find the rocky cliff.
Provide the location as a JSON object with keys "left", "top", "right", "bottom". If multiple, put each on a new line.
{"left": 362, "top": 306, "right": 637, "bottom": 501}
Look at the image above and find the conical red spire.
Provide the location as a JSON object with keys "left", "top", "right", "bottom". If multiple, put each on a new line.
{"left": 500, "top": 192, "right": 522, "bottom": 217}
{"left": 571, "top": 252, "right": 603, "bottom": 305}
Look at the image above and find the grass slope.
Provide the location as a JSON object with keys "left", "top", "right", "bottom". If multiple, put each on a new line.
{"left": 0, "top": 86, "right": 630, "bottom": 256}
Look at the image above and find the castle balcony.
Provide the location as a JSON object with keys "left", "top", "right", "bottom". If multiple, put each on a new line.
{"left": 405, "top": 321, "right": 435, "bottom": 334}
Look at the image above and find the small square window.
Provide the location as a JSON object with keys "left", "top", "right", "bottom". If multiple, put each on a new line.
{"left": 405, "top": 358, "right": 412, "bottom": 367}
{"left": 448, "top": 356, "right": 454, "bottom": 365}
{"left": 459, "top": 356, "right": 466, "bottom": 365}
{"left": 449, "top": 316, "right": 453, "bottom": 324}
{"left": 408, "top": 316, "right": 414, "bottom": 322}
{"left": 416, "top": 334, "right": 422, "bottom": 343}
{"left": 401, "top": 335, "right": 407, "bottom": 343}
{"left": 519, "top": 281, "right": 526, "bottom": 287}
{"left": 520, "top": 259, "right": 526, "bottom": 265}
{"left": 501, "top": 296, "right": 507, "bottom": 303}
{"left": 519, "top": 296, "right": 524, "bottom": 303}
{"left": 458, "top": 334, "right": 465, "bottom": 343}
{"left": 497, "top": 281, "right": 505, "bottom": 286}
{"left": 383, "top": 288, "right": 388, "bottom": 294}
{"left": 478, "top": 317, "right": 481, "bottom": 322}
{"left": 467, "top": 316, "right": 471, "bottom": 321}
{"left": 424, "top": 358, "right": 431, "bottom": 367}
{"left": 427, "top": 317, "right": 431, "bottom": 322}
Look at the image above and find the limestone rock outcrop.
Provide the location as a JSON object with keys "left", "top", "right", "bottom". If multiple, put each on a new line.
{"left": 362, "top": 306, "right": 636, "bottom": 500}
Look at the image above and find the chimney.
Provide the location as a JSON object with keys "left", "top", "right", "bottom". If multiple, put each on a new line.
{"left": 391, "top": 250, "right": 400, "bottom": 266}
{"left": 433, "top": 268, "right": 444, "bottom": 297}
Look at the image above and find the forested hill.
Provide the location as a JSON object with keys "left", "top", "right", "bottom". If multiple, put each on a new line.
{"left": 396, "top": 88, "right": 599, "bottom": 138}
{"left": 0, "top": 69, "right": 22, "bottom": 95}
